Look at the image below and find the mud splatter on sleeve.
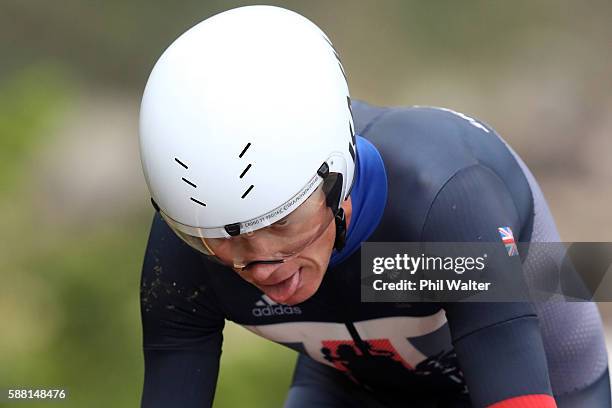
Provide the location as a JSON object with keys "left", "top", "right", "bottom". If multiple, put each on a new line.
{"left": 140, "top": 213, "right": 225, "bottom": 408}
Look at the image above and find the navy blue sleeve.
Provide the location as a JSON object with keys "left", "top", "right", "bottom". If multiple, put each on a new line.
{"left": 140, "top": 213, "right": 226, "bottom": 408}
{"left": 422, "top": 164, "right": 556, "bottom": 408}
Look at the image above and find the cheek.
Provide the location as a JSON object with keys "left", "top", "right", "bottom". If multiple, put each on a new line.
{"left": 306, "top": 228, "right": 334, "bottom": 261}
{"left": 301, "top": 261, "right": 326, "bottom": 283}
{"left": 296, "top": 223, "right": 336, "bottom": 285}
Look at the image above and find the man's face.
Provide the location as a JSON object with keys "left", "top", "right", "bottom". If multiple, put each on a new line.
{"left": 235, "top": 198, "right": 352, "bottom": 305}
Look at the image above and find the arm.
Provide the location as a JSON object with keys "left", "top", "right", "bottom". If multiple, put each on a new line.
{"left": 140, "top": 213, "right": 226, "bottom": 408}
{"left": 422, "top": 164, "right": 557, "bottom": 408}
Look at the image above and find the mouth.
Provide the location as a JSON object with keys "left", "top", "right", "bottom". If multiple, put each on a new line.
{"left": 257, "top": 267, "right": 302, "bottom": 304}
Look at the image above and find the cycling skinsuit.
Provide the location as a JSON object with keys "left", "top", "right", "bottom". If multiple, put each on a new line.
{"left": 140, "top": 101, "right": 610, "bottom": 407}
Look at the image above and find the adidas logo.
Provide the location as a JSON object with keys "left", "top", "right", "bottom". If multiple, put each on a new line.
{"left": 252, "top": 294, "right": 302, "bottom": 317}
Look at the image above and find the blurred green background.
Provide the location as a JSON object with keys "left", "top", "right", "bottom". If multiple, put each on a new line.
{"left": 1, "top": 1, "right": 611, "bottom": 407}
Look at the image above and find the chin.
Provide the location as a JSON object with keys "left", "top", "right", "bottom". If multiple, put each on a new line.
{"left": 282, "top": 288, "right": 313, "bottom": 305}
{"left": 283, "top": 266, "right": 324, "bottom": 305}
{"left": 283, "top": 291, "right": 311, "bottom": 306}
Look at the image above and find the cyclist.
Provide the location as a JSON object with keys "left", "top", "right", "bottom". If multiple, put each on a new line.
{"left": 138, "top": 5, "right": 610, "bottom": 407}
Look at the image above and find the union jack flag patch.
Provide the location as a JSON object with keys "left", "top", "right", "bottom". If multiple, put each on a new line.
{"left": 498, "top": 226, "right": 519, "bottom": 256}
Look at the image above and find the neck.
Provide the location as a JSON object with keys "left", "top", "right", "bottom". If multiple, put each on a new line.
{"left": 342, "top": 196, "right": 353, "bottom": 231}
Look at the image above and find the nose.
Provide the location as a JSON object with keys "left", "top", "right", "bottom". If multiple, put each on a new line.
{"left": 248, "top": 261, "right": 284, "bottom": 283}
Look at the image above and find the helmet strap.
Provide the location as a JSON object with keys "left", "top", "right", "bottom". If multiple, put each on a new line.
{"left": 333, "top": 207, "right": 347, "bottom": 251}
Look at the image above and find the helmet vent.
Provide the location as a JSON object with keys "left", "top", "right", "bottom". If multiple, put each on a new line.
{"left": 346, "top": 96, "right": 353, "bottom": 116}
{"left": 238, "top": 142, "right": 251, "bottom": 158}
{"left": 241, "top": 184, "right": 254, "bottom": 199}
{"left": 175, "top": 157, "right": 205, "bottom": 206}
{"left": 239, "top": 164, "right": 252, "bottom": 179}
{"left": 190, "top": 197, "right": 206, "bottom": 207}
{"left": 182, "top": 177, "right": 197, "bottom": 188}
{"left": 347, "top": 98, "right": 356, "bottom": 147}
{"left": 238, "top": 143, "right": 253, "bottom": 198}
{"left": 174, "top": 157, "right": 188, "bottom": 169}
{"left": 322, "top": 35, "right": 347, "bottom": 82}
{"left": 348, "top": 142, "right": 355, "bottom": 161}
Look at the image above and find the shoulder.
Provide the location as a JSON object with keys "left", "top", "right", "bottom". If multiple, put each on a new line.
{"left": 353, "top": 101, "right": 532, "bottom": 241}
{"left": 352, "top": 102, "right": 509, "bottom": 183}
{"left": 353, "top": 101, "right": 502, "bottom": 163}
{"left": 141, "top": 213, "right": 227, "bottom": 323}
{"left": 352, "top": 100, "right": 492, "bottom": 135}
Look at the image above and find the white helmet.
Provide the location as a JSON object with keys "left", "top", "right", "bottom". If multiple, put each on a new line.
{"left": 139, "top": 5, "right": 356, "bottom": 268}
